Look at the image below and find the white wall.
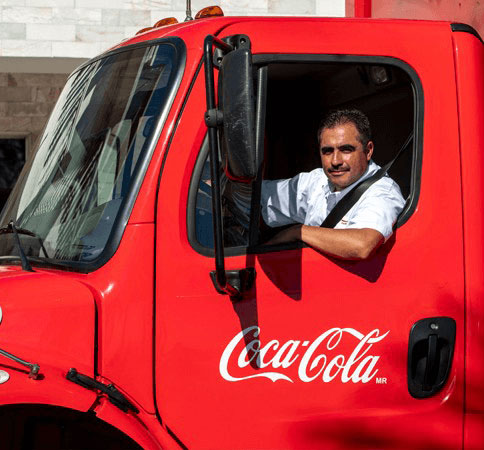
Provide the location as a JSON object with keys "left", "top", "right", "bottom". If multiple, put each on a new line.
{"left": 0, "top": 0, "right": 346, "bottom": 59}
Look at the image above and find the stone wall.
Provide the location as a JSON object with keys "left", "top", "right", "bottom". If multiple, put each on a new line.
{"left": 0, "top": 72, "right": 68, "bottom": 157}
{"left": 0, "top": 0, "right": 346, "bottom": 58}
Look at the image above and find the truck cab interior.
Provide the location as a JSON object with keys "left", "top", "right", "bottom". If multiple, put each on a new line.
{"left": 190, "top": 57, "right": 421, "bottom": 254}
{"left": 263, "top": 61, "right": 415, "bottom": 197}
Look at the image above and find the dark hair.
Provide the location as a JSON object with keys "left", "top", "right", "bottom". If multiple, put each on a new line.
{"left": 318, "top": 109, "right": 372, "bottom": 147}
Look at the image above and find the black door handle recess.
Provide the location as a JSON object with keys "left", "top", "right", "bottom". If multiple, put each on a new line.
{"left": 408, "top": 317, "right": 456, "bottom": 398}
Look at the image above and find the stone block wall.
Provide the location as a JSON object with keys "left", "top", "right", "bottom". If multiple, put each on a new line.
{"left": 0, "top": 72, "right": 68, "bottom": 157}
{"left": 0, "top": 0, "right": 345, "bottom": 58}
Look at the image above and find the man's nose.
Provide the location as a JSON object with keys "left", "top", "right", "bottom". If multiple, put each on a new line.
{"left": 331, "top": 150, "right": 343, "bottom": 166}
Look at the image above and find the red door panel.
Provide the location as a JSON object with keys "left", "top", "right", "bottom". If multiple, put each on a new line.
{"left": 156, "top": 19, "right": 464, "bottom": 449}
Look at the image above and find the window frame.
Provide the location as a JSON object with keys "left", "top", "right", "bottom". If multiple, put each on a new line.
{"left": 188, "top": 53, "right": 424, "bottom": 257}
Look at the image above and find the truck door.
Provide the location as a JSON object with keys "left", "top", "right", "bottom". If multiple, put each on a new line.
{"left": 155, "top": 20, "right": 464, "bottom": 449}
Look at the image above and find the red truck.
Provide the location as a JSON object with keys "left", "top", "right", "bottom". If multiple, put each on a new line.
{"left": 0, "top": 7, "right": 483, "bottom": 449}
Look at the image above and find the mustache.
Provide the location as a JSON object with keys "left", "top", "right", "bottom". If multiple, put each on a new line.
{"left": 328, "top": 167, "right": 349, "bottom": 173}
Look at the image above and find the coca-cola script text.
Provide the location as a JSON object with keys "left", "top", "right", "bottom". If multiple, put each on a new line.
{"left": 219, "top": 326, "right": 389, "bottom": 383}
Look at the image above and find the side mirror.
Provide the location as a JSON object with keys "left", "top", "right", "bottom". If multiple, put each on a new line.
{"left": 203, "top": 34, "right": 257, "bottom": 300}
{"left": 219, "top": 47, "right": 257, "bottom": 182}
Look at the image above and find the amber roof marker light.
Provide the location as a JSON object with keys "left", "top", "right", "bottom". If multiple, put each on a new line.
{"left": 195, "top": 6, "right": 224, "bottom": 19}
{"left": 154, "top": 18, "right": 179, "bottom": 27}
{"left": 135, "top": 4, "right": 223, "bottom": 35}
{"left": 135, "top": 26, "right": 153, "bottom": 35}
{"left": 135, "top": 17, "right": 178, "bottom": 35}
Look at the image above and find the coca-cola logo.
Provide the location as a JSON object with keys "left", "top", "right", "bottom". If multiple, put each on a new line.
{"left": 220, "top": 326, "right": 389, "bottom": 383}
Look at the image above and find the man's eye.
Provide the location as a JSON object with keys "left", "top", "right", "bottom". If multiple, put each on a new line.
{"left": 320, "top": 148, "right": 332, "bottom": 155}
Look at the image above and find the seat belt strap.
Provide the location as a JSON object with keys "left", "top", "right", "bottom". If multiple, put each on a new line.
{"left": 320, "top": 132, "right": 413, "bottom": 229}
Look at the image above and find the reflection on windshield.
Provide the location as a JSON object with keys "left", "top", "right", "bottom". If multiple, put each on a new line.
{"left": 0, "top": 42, "right": 179, "bottom": 264}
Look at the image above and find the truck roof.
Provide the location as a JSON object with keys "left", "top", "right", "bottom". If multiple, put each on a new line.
{"left": 108, "top": 15, "right": 461, "bottom": 54}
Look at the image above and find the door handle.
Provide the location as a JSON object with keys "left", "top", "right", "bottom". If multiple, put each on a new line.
{"left": 407, "top": 317, "right": 456, "bottom": 398}
{"left": 423, "top": 333, "right": 437, "bottom": 392}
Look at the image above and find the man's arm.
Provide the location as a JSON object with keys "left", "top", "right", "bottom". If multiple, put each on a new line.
{"left": 265, "top": 225, "right": 384, "bottom": 260}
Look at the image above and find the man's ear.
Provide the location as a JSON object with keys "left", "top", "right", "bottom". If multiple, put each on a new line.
{"left": 365, "top": 141, "right": 374, "bottom": 161}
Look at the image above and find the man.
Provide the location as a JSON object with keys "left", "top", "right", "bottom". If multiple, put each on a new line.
{"left": 260, "top": 109, "right": 405, "bottom": 260}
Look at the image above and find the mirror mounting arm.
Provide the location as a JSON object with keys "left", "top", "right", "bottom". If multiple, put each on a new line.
{"left": 203, "top": 35, "right": 242, "bottom": 299}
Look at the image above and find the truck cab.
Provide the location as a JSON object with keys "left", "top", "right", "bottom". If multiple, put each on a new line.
{"left": 0, "top": 12, "right": 482, "bottom": 449}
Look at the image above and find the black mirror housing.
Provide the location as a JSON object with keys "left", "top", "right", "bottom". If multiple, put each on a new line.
{"left": 219, "top": 47, "right": 257, "bottom": 182}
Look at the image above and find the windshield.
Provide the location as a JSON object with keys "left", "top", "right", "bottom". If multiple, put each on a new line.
{"left": 0, "top": 39, "right": 183, "bottom": 267}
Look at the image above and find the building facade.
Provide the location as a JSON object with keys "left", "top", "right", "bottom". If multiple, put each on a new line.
{"left": 0, "top": 0, "right": 346, "bottom": 209}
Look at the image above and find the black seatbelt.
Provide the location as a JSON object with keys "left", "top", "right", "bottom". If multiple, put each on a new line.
{"left": 320, "top": 132, "right": 413, "bottom": 228}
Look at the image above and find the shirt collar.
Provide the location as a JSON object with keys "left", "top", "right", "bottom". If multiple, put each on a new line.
{"left": 323, "top": 160, "right": 380, "bottom": 197}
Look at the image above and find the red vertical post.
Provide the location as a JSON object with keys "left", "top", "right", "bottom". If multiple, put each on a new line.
{"left": 354, "top": 0, "right": 371, "bottom": 17}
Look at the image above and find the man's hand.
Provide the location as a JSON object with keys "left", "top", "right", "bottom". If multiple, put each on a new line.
{"left": 265, "top": 225, "right": 384, "bottom": 260}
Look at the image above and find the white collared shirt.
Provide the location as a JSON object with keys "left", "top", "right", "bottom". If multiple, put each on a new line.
{"left": 260, "top": 160, "right": 405, "bottom": 240}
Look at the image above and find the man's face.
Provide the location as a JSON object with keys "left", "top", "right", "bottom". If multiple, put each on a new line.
{"left": 319, "top": 122, "right": 373, "bottom": 191}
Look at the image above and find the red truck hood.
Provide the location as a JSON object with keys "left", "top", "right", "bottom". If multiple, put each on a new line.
{"left": 0, "top": 266, "right": 96, "bottom": 377}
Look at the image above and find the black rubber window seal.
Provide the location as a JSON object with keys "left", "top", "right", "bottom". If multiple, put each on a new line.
{"left": 451, "top": 23, "right": 484, "bottom": 45}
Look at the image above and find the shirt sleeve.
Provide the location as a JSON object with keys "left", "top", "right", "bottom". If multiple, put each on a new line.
{"left": 342, "top": 179, "right": 406, "bottom": 240}
{"left": 261, "top": 172, "right": 313, "bottom": 227}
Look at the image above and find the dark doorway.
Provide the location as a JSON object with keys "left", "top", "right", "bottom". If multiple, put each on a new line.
{"left": 0, "top": 138, "right": 26, "bottom": 212}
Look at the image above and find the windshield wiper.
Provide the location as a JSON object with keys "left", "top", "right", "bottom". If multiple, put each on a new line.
{"left": 6, "top": 221, "right": 33, "bottom": 272}
{"left": 0, "top": 221, "right": 50, "bottom": 271}
{"left": 0, "top": 222, "right": 50, "bottom": 259}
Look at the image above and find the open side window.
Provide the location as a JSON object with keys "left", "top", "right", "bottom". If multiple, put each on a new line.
{"left": 256, "top": 56, "right": 421, "bottom": 246}
{"left": 189, "top": 138, "right": 253, "bottom": 252}
{"left": 189, "top": 55, "right": 422, "bottom": 255}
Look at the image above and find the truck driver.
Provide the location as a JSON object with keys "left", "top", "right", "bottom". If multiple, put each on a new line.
{"left": 261, "top": 109, "right": 405, "bottom": 260}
